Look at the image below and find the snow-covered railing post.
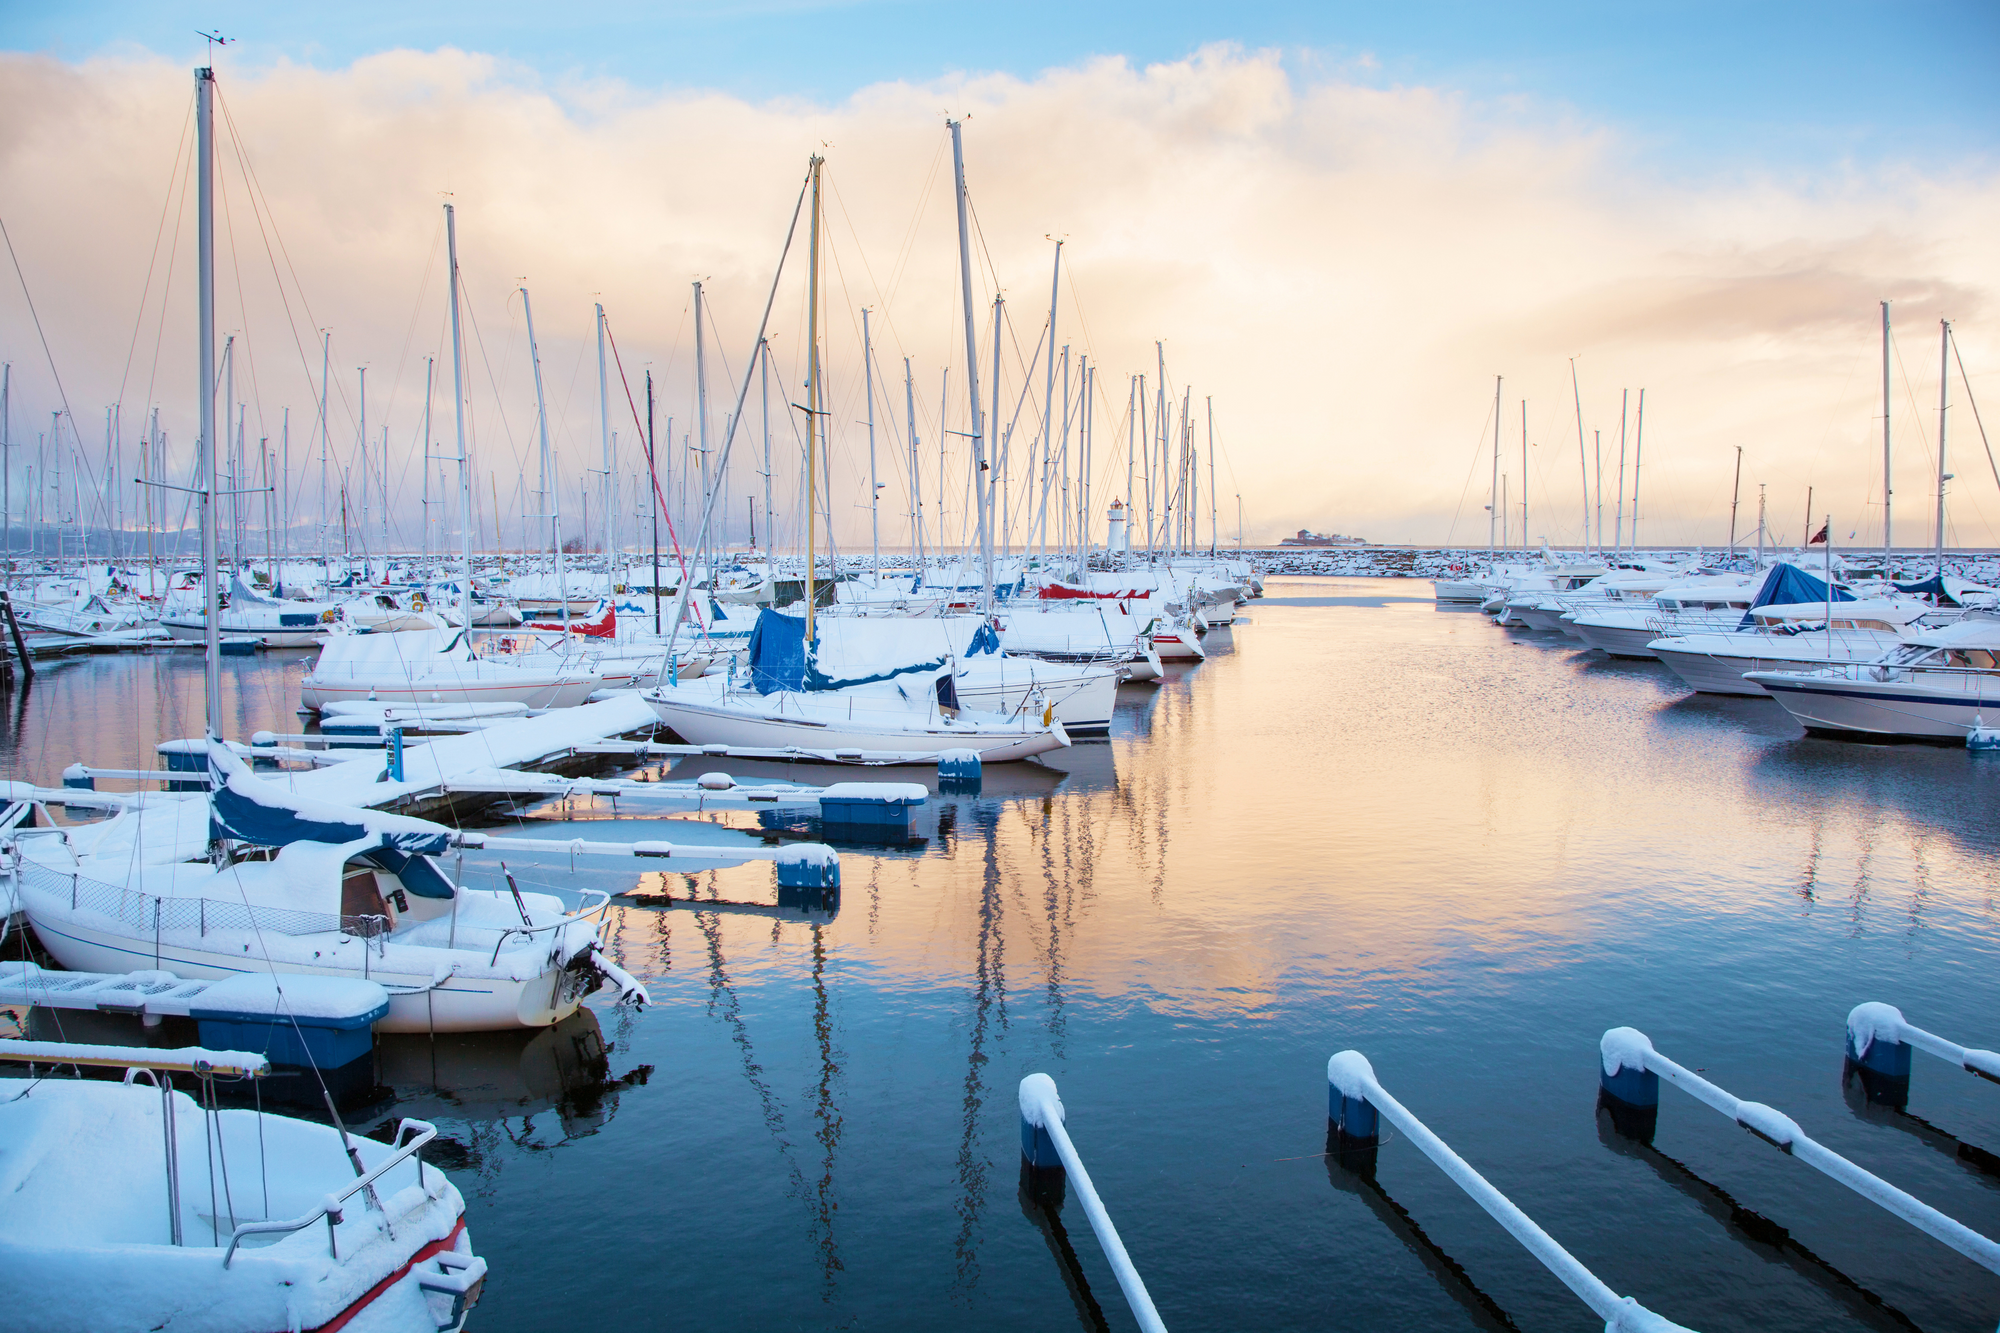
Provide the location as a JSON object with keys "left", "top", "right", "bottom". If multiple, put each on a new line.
{"left": 1599, "top": 1027, "right": 2000, "bottom": 1276}
{"left": 1846, "top": 1003, "right": 2000, "bottom": 1109}
{"left": 1017, "top": 1073, "right": 1168, "bottom": 1333}
{"left": 1328, "top": 1051, "right": 1696, "bottom": 1332}
{"left": 939, "top": 747, "right": 982, "bottom": 794}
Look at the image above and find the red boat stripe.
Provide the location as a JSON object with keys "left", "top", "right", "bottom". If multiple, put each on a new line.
{"left": 291, "top": 1215, "right": 469, "bottom": 1333}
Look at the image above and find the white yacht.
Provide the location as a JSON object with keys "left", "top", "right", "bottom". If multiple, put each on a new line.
{"left": 1563, "top": 576, "right": 1763, "bottom": 658}
{"left": 1649, "top": 598, "right": 1942, "bottom": 696}
{"left": 1745, "top": 617, "right": 2000, "bottom": 740}
{"left": 0, "top": 1039, "right": 484, "bottom": 1333}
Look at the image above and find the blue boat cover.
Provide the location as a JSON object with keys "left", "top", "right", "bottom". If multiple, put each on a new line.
{"left": 746, "top": 606, "right": 957, "bottom": 694}
{"left": 748, "top": 607, "right": 810, "bottom": 693}
{"left": 1738, "top": 562, "right": 1854, "bottom": 627}
{"left": 967, "top": 622, "right": 1002, "bottom": 656}
{"left": 205, "top": 741, "right": 453, "bottom": 875}
{"left": 1894, "top": 573, "right": 1958, "bottom": 604}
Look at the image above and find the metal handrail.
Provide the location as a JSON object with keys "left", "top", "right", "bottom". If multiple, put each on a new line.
{"left": 1847, "top": 1003, "right": 2000, "bottom": 1082}
{"left": 1330, "top": 1050, "right": 1695, "bottom": 1332}
{"left": 1600, "top": 1027, "right": 2000, "bottom": 1275}
{"left": 222, "top": 1117, "right": 438, "bottom": 1266}
{"left": 1018, "top": 1074, "right": 1166, "bottom": 1333}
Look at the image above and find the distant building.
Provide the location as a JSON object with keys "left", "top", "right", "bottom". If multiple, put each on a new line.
{"left": 1278, "top": 529, "right": 1367, "bottom": 547}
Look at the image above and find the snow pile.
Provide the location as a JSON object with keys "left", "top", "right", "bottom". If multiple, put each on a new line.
{"left": 1599, "top": 1027, "right": 1655, "bottom": 1079}
{"left": 1325, "top": 1050, "right": 1379, "bottom": 1102}
{"left": 189, "top": 973, "right": 389, "bottom": 1024}
{"left": 1844, "top": 1003, "right": 1906, "bottom": 1061}
{"left": 1018, "top": 1072, "right": 1064, "bottom": 1129}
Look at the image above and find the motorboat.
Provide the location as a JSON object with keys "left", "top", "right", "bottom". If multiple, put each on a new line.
{"left": 5, "top": 741, "right": 648, "bottom": 1032}
{"left": 1649, "top": 598, "right": 1944, "bottom": 696}
{"left": 0, "top": 1039, "right": 486, "bottom": 1333}
{"left": 1563, "top": 573, "right": 1768, "bottom": 658}
{"left": 1745, "top": 616, "right": 2000, "bottom": 739}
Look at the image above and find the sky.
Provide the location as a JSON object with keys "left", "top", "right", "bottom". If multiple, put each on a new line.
{"left": 1, "top": 2, "right": 1996, "bottom": 552}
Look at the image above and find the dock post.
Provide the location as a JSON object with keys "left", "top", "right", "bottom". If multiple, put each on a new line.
{"left": 249, "top": 732, "right": 280, "bottom": 771}
{"left": 60, "top": 764, "right": 94, "bottom": 792}
{"left": 1598, "top": 1027, "right": 1662, "bottom": 1142}
{"left": 1020, "top": 1071, "right": 1065, "bottom": 1173}
{"left": 157, "top": 740, "right": 207, "bottom": 792}
{"left": 1327, "top": 1051, "right": 1382, "bottom": 1146}
{"left": 387, "top": 727, "right": 406, "bottom": 784}
{"left": 1845, "top": 1003, "right": 1914, "bottom": 1108}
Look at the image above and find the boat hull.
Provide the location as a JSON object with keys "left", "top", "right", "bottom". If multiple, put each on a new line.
{"left": 645, "top": 692, "right": 1070, "bottom": 762}
{"left": 300, "top": 669, "right": 603, "bottom": 711}
{"left": 1744, "top": 671, "right": 2000, "bottom": 740}
{"left": 23, "top": 908, "right": 580, "bottom": 1032}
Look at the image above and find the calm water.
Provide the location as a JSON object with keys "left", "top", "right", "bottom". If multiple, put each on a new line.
{"left": 7, "top": 576, "right": 2000, "bottom": 1332}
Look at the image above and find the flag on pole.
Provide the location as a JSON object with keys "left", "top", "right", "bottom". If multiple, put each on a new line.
{"left": 1808, "top": 520, "right": 1829, "bottom": 545}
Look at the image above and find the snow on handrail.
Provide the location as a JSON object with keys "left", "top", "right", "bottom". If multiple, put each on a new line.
{"left": 1329, "top": 1050, "right": 1695, "bottom": 1332}
{"left": 1600, "top": 1027, "right": 2000, "bottom": 1275}
{"left": 1018, "top": 1073, "right": 1168, "bottom": 1333}
{"left": 223, "top": 1117, "right": 439, "bottom": 1266}
{"left": 1846, "top": 1003, "right": 2000, "bottom": 1084}
{"left": 0, "top": 1038, "right": 269, "bottom": 1079}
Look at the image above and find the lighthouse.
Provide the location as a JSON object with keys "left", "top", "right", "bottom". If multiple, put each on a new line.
{"left": 1106, "top": 499, "right": 1128, "bottom": 553}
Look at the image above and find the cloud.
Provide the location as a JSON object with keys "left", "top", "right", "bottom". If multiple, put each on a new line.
{"left": 0, "top": 41, "right": 1993, "bottom": 552}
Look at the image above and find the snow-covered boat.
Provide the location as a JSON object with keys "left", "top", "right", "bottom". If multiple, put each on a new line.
{"left": 643, "top": 608, "right": 1070, "bottom": 762}
{"left": 300, "top": 625, "right": 603, "bottom": 712}
{"left": 1648, "top": 597, "right": 1940, "bottom": 696}
{"left": 6, "top": 742, "right": 647, "bottom": 1032}
{"left": 0, "top": 1038, "right": 485, "bottom": 1333}
{"left": 1745, "top": 617, "right": 2000, "bottom": 739}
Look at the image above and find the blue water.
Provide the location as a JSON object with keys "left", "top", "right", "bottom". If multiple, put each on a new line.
{"left": 9, "top": 577, "right": 2000, "bottom": 1331}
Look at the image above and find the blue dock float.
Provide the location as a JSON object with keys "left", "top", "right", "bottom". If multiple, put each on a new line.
{"left": 1846, "top": 1002, "right": 2000, "bottom": 1108}
{"left": 938, "top": 747, "right": 982, "bottom": 794}
{"left": 816, "top": 782, "right": 927, "bottom": 835}
{"left": 189, "top": 974, "right": 389, "bottom": 1072}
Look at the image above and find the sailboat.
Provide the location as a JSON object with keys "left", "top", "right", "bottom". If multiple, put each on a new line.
{"left": 8, "top": 76, "right": 640, "bottom": 1032}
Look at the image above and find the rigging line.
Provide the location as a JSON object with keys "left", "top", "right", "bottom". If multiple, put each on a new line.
{"left": 113, "top": 88, "right": 197, "bottom": 416}
{"left": 601, "top": 316, "right": 689, "bottom": 577}
{"left": 140, "top": 131, "right": 196, "bottom": 433}
{"left": 212, "top": 86, "right": 359, "bottom": 454}
{"left": 1952, "top": 337, "right": 1999, "bottom": 499}
{"left": 215, "top": 117, "right": 269, "bottom": 444}
{"left": 211, "top": 89, "right": 311, "bottom": 441}
{"left": 878, "top": 134, "right": 951, "bottom": 317}
{"left": 0, "top": 209, "right": 106, "bottom": 534}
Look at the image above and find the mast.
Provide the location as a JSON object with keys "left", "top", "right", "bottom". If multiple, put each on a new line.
{"left": 357, "top": 366, "right": 366, "bottom": 578}
{"left": 1614, "top": 389, "right": 1628, "bottom": 554}
{"left": 521, "top": 285, "right": 567, "bottom": 632}
{"left": 1489, "top": 375, "right": 1501, "bottom": 553}
{"left": 1207, "top": 395, "right": 1218, "bottom": 555}
{"left": 760, "top": 338, "right": 773, "bottom": 573}
{"left": 947, "top": 119, "right": 993, "bottom": 606}
{"left": 1937, "top": 319, "right": 1951, "bottom": 577}
{"left": 1520, "top": 400, "right": 1528, "bottom": 551}
{"left": 804, "top": 155, "right": 823, "bottom": 639}
{"left": 1727, "top": 446, "right": 1743, "bottom": 559}
{"left": 2, "top": 362, "right": 9, "bottom": 567}
{"left": 694, "top": 282, "right": 710, "bottom": 590}
{"left": 1570, "top": 357, "right": 1588, "bottom": 555}
{"left": 597, "top": 303, "right": 614, "bottom": 599}
{"left": 196, "top": 64, "right": 222, "bottom": 739}
{"left": 419, "top": 357, "right": 432, "bottom": 569}
{"left": 1631, "top": 389, "right": 1644, "bottom": 553}
{"left": 649, "top": 368, "right": 660, "bottom": 635}
{"left": 1040, "top": 241, "right": 1062, "bottom": 566}
{"left": 1882, "top": 301, "right": 1893, "bottom": 571}
{"left": 864, "top": 306, "right": 878, "bottom": 577}
{"left": 905, "top": 355, "right": 922, "bottom": 582}
{"left": 990, "top": 294, "right": 1003, "bottom": 561}
{"left": 317, "top": 330, "right": 329, "bottom": 587}
{"left": 279, "top": 405, "right": 288, "bottom": 588}
{"left": 444, "top": 204, "right": 473, "bottom": 634}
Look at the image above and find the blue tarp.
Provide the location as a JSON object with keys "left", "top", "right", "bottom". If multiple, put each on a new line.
{"left": 1738, "top": 562, "right": 1854, "bottom": 627}
{"left": 967, "top": 622, "right": 1001, "bottom": 656}
{"left": 746, "top": 606, "right": 956, "bottom": 694}
{"left": 205, "top": 741, "right": 453, "bottom": 878}
{"left": 748, "top": 607, "right": 810, "bottom": 693}
{"left": 1894, "top": 574, "right": 1958, "bottom": 605}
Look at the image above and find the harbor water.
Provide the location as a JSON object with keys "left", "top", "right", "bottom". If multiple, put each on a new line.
{"left": 6, "top": 575, "right": 1999, "bottom": 1331}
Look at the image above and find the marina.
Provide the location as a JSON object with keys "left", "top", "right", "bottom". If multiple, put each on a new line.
{"left": 2, "top": 9, "right": 1996, "bottom": 1330}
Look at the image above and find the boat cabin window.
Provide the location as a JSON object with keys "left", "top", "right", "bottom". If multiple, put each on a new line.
{"left": 1944, "top": 649, "right": 1998, "bottom": 669}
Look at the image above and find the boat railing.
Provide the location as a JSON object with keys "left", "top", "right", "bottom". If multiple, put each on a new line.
{"left": 1329, "top": 1049, "right": 1695, "bottom": 1331}
{"left": 480, "top": 887, "right": 612, "bottom": 965}
{"left": 1599, "top": 1027, "right": 2000, "bottom": 1275}
{"left": 222, "top": 1117, "right": 439, "bottom": 1266}
{"left": 1017, "top": 1073, "right": 1168, "bottom": 1333}
{"left": 15, "top": 856, "right": 391, "bottom": 947}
